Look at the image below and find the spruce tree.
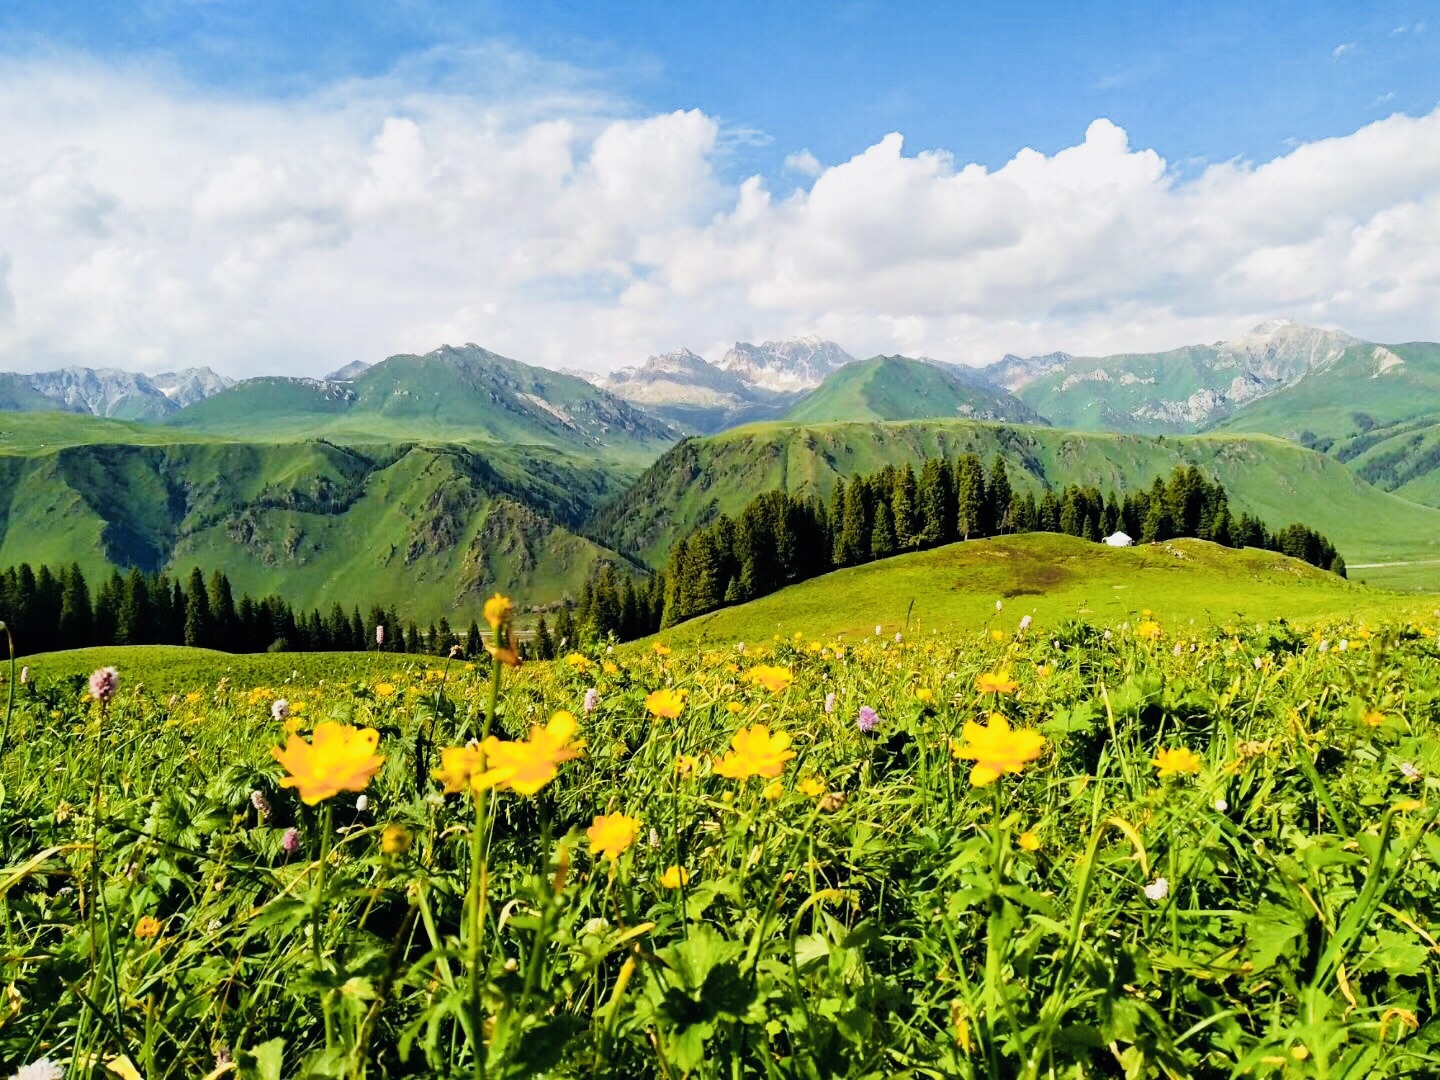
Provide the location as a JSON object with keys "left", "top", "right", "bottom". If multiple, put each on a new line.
{"left": 956, "top": 453, "right": 987, "bottom": 539}
{"left": 119, "top": 569, "right": 151, "bottom": 646}
{"left": 918, "top": 458, "right": 953, "bottom": 546}
{"left": 987, "top": 456, "right": 1013, "bottom": 534}
{"left": 839, "top": 479, "right": 869, "bottom": 566}
{"left": 892, "top": 464, "right": 919, "bottom": 549}
{"left": 828, "top": 478, "right": 849, "bottom": 565}
{"left": 57, "top": 564, "right": 93, "bottom": 650}
{"left": 184, "top": 568, "right": 212, "bottom": 648}
{"left": 534, "top": 615, "right": 554, "bottom": 660}
{"left": 870, "top": 499, "right": 896, "bottom": 559}
{"left": 210, "top": 571, "right": 237, "bottom": 645}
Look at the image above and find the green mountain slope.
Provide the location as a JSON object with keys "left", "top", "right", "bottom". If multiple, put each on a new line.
{"left": 784, "top": 355, "right": 1046, "bottom": 425}
{"left": 168, "top": 344, "right": 677, "bottom": 463}
{"left": 1214, "top": 342, "right": 1440, "bottom": 442}
{"left": 592, "top": 419, "right": 1440, "bottom": 587}
{"left": 653, "top": 533, "right": 1416, "bottom": 645}
{"left": 0, "top": 437, "right": 637, "bottom": 620}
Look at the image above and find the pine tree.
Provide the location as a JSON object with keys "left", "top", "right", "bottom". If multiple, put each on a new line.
{"left": 119, "top": 569, "right": 151, "bottom": 646}
{"left": 839, "top": 479, "right": 870, "bottom": 566}
{"left": 554, "top": 606, "right": 577, "bottom": 650}
{"left": 870, "top": 499, "right": 896, "bottom": 559}
{"left": 465, "top": 620, "right": 483, "bottom": 658}
{"left": 56, "top": 564, "right": 93, "bottom": 650}
{"left": 184, "top": 568, "right": 212, "bottom": 648}
{"left": 209, "top": 571, "right": 237, "bottom": 646}
{"left": 987, "top": 456, "right": 1013, "bottom": 534}
{"left": 828, "top": 478, "right": 849, "bottom": 565}
{"left": 918, "top": 457, "right": 953, "bottom": 546}
{"left": 534, "top": 615, "right": 554, "bottom": 660}
{"left": 892, "top": 464, "right": 919, "bottom": 549}
{"left": 956, "top": 453, "right": 987, "bottom": 539}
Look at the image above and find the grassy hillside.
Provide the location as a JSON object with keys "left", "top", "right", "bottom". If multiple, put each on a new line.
{"left": 784, "top": 355, "right": 1045, "bottom": 425}
{"left": 593, "top": 419, "right": 1440, "bottom": 587}
{"left": 653, "top": 532, "right": 1416, "bottom": 645}
{"left": 0, "top": 412, "right": 225, "bottom": 454}
{"left": 0, "top": 438, "right": 639, "bottom": 620}
{"left": 168, "top": 345, "right": 677, "bottom": 464}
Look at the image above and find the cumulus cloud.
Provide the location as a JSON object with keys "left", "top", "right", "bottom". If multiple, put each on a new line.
{"left": 3, "top": 53, "right": 1440, "bottom": 375}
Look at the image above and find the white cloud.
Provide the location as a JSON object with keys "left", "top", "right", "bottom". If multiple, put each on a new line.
{"left": 783, "top": 149, "right": 823, "bottom": 177}
{"left": 3, "top": 53, "right": 1440, "bottom": 376}
{"left": 1332, "top": 42, "right": 1356, "bottom": 59}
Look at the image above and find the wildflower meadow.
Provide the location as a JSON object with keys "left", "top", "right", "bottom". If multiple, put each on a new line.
{"left": 1, "top": 599, "right": 1438, "bottom": 1078}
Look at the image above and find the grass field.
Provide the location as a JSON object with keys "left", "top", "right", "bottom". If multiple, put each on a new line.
{"left": 1, "top": 589, "right": 1437, "bottom": 1077}
{"left": 652, "top": 533, "right": 1432, "bottom": 646}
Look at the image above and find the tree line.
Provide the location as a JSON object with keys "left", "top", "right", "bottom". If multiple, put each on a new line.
{"left": 0, "top": 563, "right": 505, "bottom": 659}
{"left": 655, "top": 456, "right": 1344, "bottom": 627}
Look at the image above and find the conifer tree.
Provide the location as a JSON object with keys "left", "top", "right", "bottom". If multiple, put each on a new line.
{"left": 534, "top": 614, "right": 554, "bottom": 660}
{"left": 119, "top": 569, "right": 152, "bottom": 646}
{"left": 184, "top": 568, "right": 212, "bottom": 648}
{"left": 870, "top": 499, "right": 897, "bottom": 559}
{"left": 892, "top": 464, "right": 919, "bottom": 549}
{"left": 553, "top": 606, "right": 577, "bottom": 650}
{"left": 57, "top": 564, "right": 92, "bottom": 650}
{"left": 987, "top": 456, "right": 1013, "bottom": 534}
{"left": 839, "top": 479, "right": 870, "bottom": 566}
{"left": 956, "top": 453, "right": 988, "bottom": 539}
{"left": 918, "top": 458, "right": 953, "bottom": 546}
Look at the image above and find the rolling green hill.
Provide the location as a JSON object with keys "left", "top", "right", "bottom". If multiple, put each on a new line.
{"left": 653, "top": 532, "right": 1418, "bottom": 645}
{"left": 784, "top": 355, "right": 1046, "bottom": 425}
{"left": 592, "top": 419, "right": 1440, "bottom": 589}
{"left": 0, "top": 436, "right": 640, "bottom": 620}
{"left": 168, "top": 344, "right": 677, "bottom": 464}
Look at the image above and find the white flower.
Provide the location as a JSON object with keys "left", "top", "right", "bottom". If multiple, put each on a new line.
{"left": 1338, "top": 639, "right": 1349, "bottom": 652}
{"left": 1213, "top": 797, "right": 1228, "bottom": 812}
{"left": 1400, "top": 761, "right": 1422, "bottom": 782}
{"left": 1143, "top": 877, "right": 1170, "bottom": 902}
{"left": 875, "top": 624, "right": 882, "bottom": 636}
{"left": 271, "top": 698, "right": 290, "bottom": 722}
{"left": 1317, "top": 639, "right": 1330, "bottom": 652}
{"left": 996, "top": 600, "right": 1004, "bottom": 612}
{"left": 1018, "top": 615, "right": 1032, "bottom": 633}
{"left": 355, "top": 795, "right": 369, "bottom": 812}
{"left": 1252, "top": 656, "right": 1264, "bottom": 670}
{"left": 1103, "top": 629, "right": 1112, "bottom": 641}
{"left": 12, "top": 1060, "right": 64, "bottom": 1080}
{"left": 894, "top": 631, "right": 903, "bottom": 643}
{"left": 1173, "top": 643, "right": 1183, "bottom": 656}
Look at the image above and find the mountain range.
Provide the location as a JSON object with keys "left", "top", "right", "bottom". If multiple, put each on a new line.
{"left": 2, "top": 318, "right": 1440, "bottom": 621}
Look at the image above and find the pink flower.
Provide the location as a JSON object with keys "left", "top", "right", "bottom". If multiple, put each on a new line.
{"left": 583, "top": 687, "right": 599, "bottom": 715}
{"left": 281, "top": 827, "right": 301, "bottom": 853}
{"left": 88, "top": 667, "right": 119, "bottom": 704}
{"left": 824, "top": 691, "right": 836, "bottom": 714}
{"left": 857, "top": 706, "right": 880, "bottom": 733}
{"left": 375, "top": 625, "right": 385, "bottom": 647}
{"left": 250, "top": 790, "right": 271, "bottom": 819}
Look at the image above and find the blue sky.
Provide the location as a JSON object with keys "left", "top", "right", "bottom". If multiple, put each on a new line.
{"left": 2, "top": 1, "right": 1440, "bottom": 375}
{"left": 5, "top": 1, "right": 1435, "bottom": 180}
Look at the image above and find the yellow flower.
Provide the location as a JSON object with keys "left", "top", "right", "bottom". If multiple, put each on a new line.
{"left": 713, "top": 724, "right": 797, "bottom": 780}
{"left": 602, "top": 661, "right": 619, "bottom": 675}
{"left": 1036, "top": 664, "right": 1052, "bottom": 680}
{"left": 1153, "top": 746, "right": 1203, "bottom": 777}
{"left": 799, "top": 776, "right": 826, "bottom": 797}
{"left": 374, "top": 682, "right": 397, "bottom": 699}
{"left": 725, "top": 701, "right": 743, "bottom": 715}
{"left": 989, "top": 629, "right": 1007, "bottom": 642}
{"left": 915, "top": 687, "right": 934, "bottom": 703}
{"left": 586, "top": 811, "right": 641, "bottom": 861}
{"left": 763, "top": 780, "right": 784, "bottom": 801}
{"left": 1362, "top": 710, "right": 1386, "bottom": 728}
{"left": 645, "top": 688, "right": 687, "bottom": 719}
{"left": 476, "top": 711, "right": 585, "bottom": 797}
{"left": 747, "top": 665, "right": 794, "bottom": 693}
{"left": 134, "top": 915, "right": 162, "bottom": 939}
{"left": 273, "top": 722, "right": 386, "bottom": 805}
{"left": 483, "top": 593, "right": 514, "bottom": 632}
{"left": 289, "top": 700, "right": 307, "bottom": 714}
{"left": 381, "top": 824, "right": 413, "bottom": 855}
{"left": 185, "top": 691, "right": 202, "bottom": 704}
{"left": 659, "top": 864, "right": 691, "bottom": 889}
{"left": 675, "top": 753, "right": 698, "bottom": 776}
{"left": 652, "top": 642, "right": 671, "bottom": 656}
{"left": 949, "top": 713, "right": 1046, "bottom": 787}
{"left": 1136, "top": 620, "right": 1163, "bottom": 641}
{"left": 975, "top": 672, "right": 1019, "bottom": 695}
{"left": 565, "top": 652, "right": 591, "bottom": 671}
{"left": 1017, "top": 830, "right": 1040, "bottom": 852}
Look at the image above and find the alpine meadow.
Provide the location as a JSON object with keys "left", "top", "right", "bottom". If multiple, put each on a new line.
{"left": 3, "top": 4, "right": 1440, "bottom": 1078}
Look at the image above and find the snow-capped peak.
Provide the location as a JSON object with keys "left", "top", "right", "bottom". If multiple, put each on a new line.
{"left": 715, "top": 337, "right": 856, "bottom": 393}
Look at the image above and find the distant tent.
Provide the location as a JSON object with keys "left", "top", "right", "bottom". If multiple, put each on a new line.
{"left": 1103, "top": 531, "right": 1133, "bottom": 547}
